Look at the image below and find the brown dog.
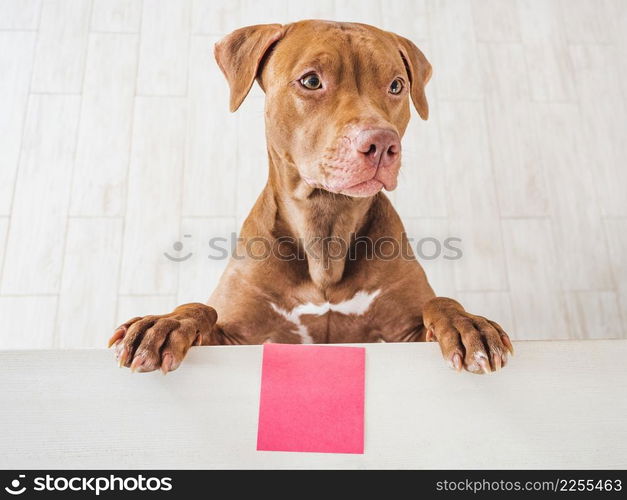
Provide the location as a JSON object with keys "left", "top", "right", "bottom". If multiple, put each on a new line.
{"left": 109, "top": 20, "right": 513, "bottom": 375}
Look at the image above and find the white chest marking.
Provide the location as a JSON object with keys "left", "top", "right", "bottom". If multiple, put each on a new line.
{"left": 270, "top": 289, "right": 381, "bottom": 344}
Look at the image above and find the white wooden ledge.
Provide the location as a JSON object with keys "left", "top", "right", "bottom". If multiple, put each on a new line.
{"left": 1, "top": 340, "right": 626, "bottom": 469}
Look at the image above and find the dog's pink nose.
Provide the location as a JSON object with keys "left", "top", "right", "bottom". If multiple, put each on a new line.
{"left": 355, "top": 128, "right": 401, "bottom": 169}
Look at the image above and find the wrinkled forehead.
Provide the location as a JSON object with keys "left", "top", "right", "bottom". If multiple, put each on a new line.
{"left": 266, "top": 21, "right": 406, "bottom": 81}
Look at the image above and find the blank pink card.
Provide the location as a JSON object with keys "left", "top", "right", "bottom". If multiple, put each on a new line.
{"left": 257, "top": 343, "right": 365, "bottom": 454}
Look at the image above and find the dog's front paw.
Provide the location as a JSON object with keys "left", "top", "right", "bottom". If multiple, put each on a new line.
{"left": 107, "top": 303, "right": 217, "bottom": 374}
{"left": 423, "top": 298, "right": 514, "bottom": 374}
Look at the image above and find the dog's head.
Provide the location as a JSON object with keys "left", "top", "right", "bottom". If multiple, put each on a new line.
{"left": 215, "top": 20, "right": 431, "bottom": 198}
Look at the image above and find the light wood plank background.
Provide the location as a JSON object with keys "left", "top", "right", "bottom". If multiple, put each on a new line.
{"left": 0, "top": 0, "right": 625, "bottom": 349}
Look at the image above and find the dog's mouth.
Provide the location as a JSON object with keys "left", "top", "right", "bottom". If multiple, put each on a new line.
{"left": 337, "top": 178, "right": 385, "bottom": 197}
{"left": 303, "top": 167, "right": 398, "bottom": 198}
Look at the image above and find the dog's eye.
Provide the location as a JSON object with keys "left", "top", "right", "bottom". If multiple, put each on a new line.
{"left": 389, "top": 78, "right": 403, "bottom": 95}
{"left": 300, "top": 74, "right": 322, "bottom": 90}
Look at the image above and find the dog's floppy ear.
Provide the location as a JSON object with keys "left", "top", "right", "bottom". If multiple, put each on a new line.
{"left": 395, "top": 35, "right": 432, "bottom": 120}
{"left": 214, "top": 24, "right": 284, "bottom": 112}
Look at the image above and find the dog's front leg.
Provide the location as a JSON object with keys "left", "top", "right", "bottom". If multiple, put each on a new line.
{"left": 422, "top": 297, "right": 514, "bottom": 374}
{"left": 108, "top": 303, "right": 222, "bottom": 374}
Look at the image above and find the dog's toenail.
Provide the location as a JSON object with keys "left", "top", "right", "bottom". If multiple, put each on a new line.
{"left": 161, "top": 353, "right": 173, "bottom": 375}
{"left": 130, "top": 356, "right": 143, "bottom": 373}
{"left": 452, "top": 353, "right": 462, "bottom": 372}
{"left": 478, "top": 357, "right": 491, "bottom": 374}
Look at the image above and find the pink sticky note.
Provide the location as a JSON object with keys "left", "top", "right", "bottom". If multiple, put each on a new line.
{"left": 257, "top": 343, "right": 365, "bottom": 454}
